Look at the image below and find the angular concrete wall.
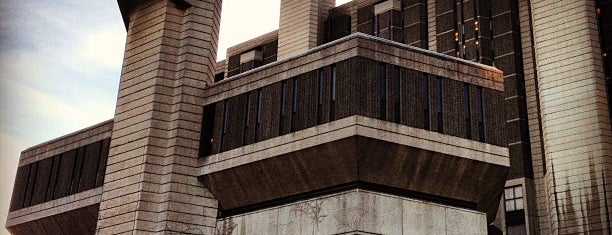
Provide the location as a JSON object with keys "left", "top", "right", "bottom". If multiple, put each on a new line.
{"left": 530, "top": 0, "right": 612, "bottom": 233}
{"left": 96, "top": 0, "right": 222, "bottom": 234}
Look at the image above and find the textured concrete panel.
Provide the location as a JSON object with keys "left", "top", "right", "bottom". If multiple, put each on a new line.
{"left": 217, "top": 190, "right": 487, "bottom": 235}
{"left": 530, "top": 0, "right": 612, "bottom": 233}
{"left": 278, "top": 0, "right": 335, "bottom": 60}
{"left": 200, "top": 116, "right": 509, "bottom": 221}
{"left": 96, "top": 0, "right": 222, "bottom": 234}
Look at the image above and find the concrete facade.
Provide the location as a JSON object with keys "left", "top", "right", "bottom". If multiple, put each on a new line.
{"left": 217, "top": 190, "right": 488, "bottom": 235}
{"left": 278, "top": 0, "right": 335, "bottom": 60}
{"left": 6, "top": 0, "right": 612, "bottom": 234}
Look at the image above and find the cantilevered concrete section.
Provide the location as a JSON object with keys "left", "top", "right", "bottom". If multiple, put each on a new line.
{"left": 6, "top": 121, "right": 113, "bottom": 235}
{"left": 197, "top": 33, "right": 509, "bottom": 234}
{"left": 95, "top": 0, "right": 223, "bottom": 234}
{"left": 200, "top": 116, "right": 509, "bottom": 219}
{"left": 6, "top": 0, "right": 518, "bottom": 234}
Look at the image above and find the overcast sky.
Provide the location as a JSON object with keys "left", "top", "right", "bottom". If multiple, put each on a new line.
{"left": 0, "top": 0, "right": 351, "bottom": 234}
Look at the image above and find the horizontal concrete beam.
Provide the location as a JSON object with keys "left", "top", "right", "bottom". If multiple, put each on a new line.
{"left": 6, "top": 187, "right": 102, "bottom": 231}
{"left": 198, "top": 116, "right": 509, "bottom": 220}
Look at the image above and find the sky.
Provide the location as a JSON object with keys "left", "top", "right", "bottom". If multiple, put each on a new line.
{"left": 0, "top": 0, "right": 351, "bottom": 234}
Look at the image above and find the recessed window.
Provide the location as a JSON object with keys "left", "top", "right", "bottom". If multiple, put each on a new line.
{"left": 220, "top": 100, "right": 229, "bottom": 152}
{"left": 436, "top": 76, "right": 443, "bottom": 133}
{"left": 254, "top": 89, "right": 262, "bottom": 142}
{"left": 243, "top": 94, "right": 251, "bottom": 146}
{"left": 504, "top": 185, "right": 524, "bottom": 212}
{"left": 379, "top": 63, "right": 387, "bottom": 120}
{"left": 317, "top": 69, "right": 324, "bottom": 124}
{"left": 477, "top": 87, "right": 485, "bottom": 141}
{"left": 464, "top": 83, "right": 472, "bottom": 139}
{"left": 279, "top": 81, "right": 287, "bottom": 135}
{"left": 330, "top": 65, "right": 337, "bottom": 121}
{"left": 393, "top": 66, "right": 401, "bottom": 123}
{"left": 423, "top": 74, "right": 430, "bottom": 130}
{"left": 291, "top": 78, "right": 298, "bottom": 132}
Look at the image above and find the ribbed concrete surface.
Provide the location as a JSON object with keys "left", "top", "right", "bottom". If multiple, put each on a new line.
{"left": 530, "top": 0, "right": 612, "bottom": 233}
{"left": 95, "top": 0, "right": 222, "bottom": 234}
{"left": 518, "top": 0, "right": 546, "bottom": 233}
{"left": 278, "top": 0, "right": 335, "bottom": 60}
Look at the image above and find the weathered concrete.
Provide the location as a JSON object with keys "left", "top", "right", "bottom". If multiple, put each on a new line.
{"left": 530, "top": 0, "right": 612, "bottom": 233}
{"left": 199, "top": 116, "right": 509, "bottom": 221}
{"left": 216, "top": 190, "right": 488, "bottom": 235}
{"left": 95, "top": 0, "right": 222, "bottom": 234}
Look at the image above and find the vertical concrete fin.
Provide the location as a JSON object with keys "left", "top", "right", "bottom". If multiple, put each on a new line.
{"left": 96, "top": 0, "right": 222, "bottom": 234}
{"left": 530, "top": 0, "right": 612, "bottom": 233}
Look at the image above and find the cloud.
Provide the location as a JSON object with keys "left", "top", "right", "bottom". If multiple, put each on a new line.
{"left": 76, "top": 27, "right": 126, "bottom": 71}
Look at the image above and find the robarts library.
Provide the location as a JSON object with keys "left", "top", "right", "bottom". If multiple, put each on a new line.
{"left": 5, "top": 0, "right": 612, "bottom": 234}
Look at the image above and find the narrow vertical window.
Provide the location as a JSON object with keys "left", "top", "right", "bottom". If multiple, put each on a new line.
{"left": 379, "top": 63, "right": 387, "bottom": 120}
{"left": 254, "top": 89, "right": 262, "bottom": 142}
{"left": 330, "top": 65, "right": 337, "bottom": 121}
{"left": 199, "top": 104, "right": 216, "bottom": 157}
{"left": 504, "top": 185, "right": 527, "bottom": 235}
{"left": 280, "top": 81, "right": 287, "bottom": 135}
{"left": 23, "top": 162, "right": 38, "bottom": 208}
{"left": 220, "top": 100, "right": 229, "bottom": 152}
{"left": 243, "top": 94, "right": 251, "bottom": 146}
{"left": 46, "top": 156, "right": 60, "bottom": 200}
{"left": 291, "top": 78, "right": 298, "bottom": 132}
{"left": 317, "top": 69, "right": 324, "bottom": 124}
{"left": 464, "top": 83, "right": 472, "bottom": 139}
{"left": 423, "top": 74, "right": 430, "bottom": 129}
{"left": 393, "top": 66, "right": 401, "bottom": 123}
{"left": 436, "top": 77, "right": 444, "bottom": 133}
{"left": 477, "top": 86, "right": 485, "bottom": 141}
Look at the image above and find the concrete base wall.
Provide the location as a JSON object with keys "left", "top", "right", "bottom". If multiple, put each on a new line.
{"left": 216, "top": 190, "right": 487, "bottom": 235}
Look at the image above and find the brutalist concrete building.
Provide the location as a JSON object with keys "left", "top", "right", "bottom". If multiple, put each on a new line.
{"left": 5, "top": 0, "right": 612, "bottom": 234}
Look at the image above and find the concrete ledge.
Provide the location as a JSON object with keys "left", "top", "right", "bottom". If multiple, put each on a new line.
{"left": 6, "top": 187, "right": 102, "bottom": 231}
{"left": 200, "top": 116, "right": 508, "bottom": 173}
{"left": 18, "top": 119, "right": 113, "bottom": 166}
{"left": 203, "top": 33, "right": 503, "bottom": 106}
{"left": 198, "top": 116, "right": 509, "bottom": 220}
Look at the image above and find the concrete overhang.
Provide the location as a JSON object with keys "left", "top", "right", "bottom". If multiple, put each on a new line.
{"left": 6, "top": 188, "right": 102, "bottom": 235}
{"left": 198, "top": 116, "right": 509, "bottom": 221}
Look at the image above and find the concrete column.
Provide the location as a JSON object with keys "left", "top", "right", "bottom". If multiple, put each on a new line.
{"left": 277, "top": 0, "right": 336, "bottom": 60}
{"left": 427, "top": 0, "right": 436, "bottom": 51}
{"left": 96, "top": 0, "right": 222, "bottom": 234}
{"left": 530, "top": 0, "right": 612, "bottom": 234}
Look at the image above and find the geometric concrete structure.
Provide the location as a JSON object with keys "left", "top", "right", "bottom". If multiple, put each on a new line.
{"left": 529, "top": 0, "right": 612, "bottom": 234}
{"left": 6, "top": 0, "right": 612, "bottom": 234}
{"left": 97, "top": 0, "right": 222, "bottom": 233}
{"left": 278, "top": 0, "right": 336, "bottom": 60}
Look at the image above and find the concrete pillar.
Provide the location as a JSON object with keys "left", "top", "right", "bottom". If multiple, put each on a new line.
{"left": 277, "top": 0, "right": 336, "bottom": 60}
{"left": 530, "top": 0, "right": 612, "bottom": 233}
{"left": 96, "top": 0, "right": 222, "bottom": 234}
